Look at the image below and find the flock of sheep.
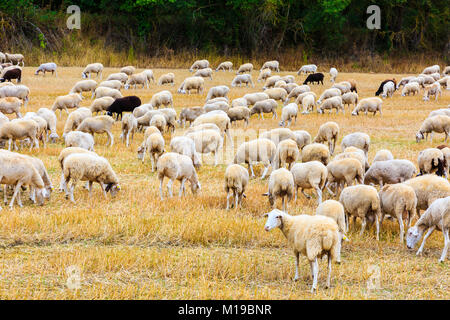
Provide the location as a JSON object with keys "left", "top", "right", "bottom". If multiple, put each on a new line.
{"left": 0, "top": 52, "right": 449, "bottom": 293}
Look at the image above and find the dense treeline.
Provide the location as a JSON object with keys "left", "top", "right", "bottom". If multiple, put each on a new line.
{"left": 0, "top": 0, "right": 448, "bottom": 68}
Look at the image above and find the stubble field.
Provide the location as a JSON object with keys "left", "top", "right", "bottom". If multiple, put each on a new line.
{"left": 0, "top": 66, "right": 448, "bottom": 299}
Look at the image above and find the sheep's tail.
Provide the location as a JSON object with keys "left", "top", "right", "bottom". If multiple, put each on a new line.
{"left": 319, "top": 169, "right": 327, "bottom": 190}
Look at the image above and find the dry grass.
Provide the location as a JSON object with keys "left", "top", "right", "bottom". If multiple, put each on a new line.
{"left": 0, "top": 67, "right": 449, "bottom": 299}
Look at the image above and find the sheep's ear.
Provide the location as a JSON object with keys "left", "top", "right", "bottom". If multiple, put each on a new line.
{"left": 261, "top": 192, "right": 269, "bottom": 196}
{"left": 105, "top": 183, "right": 113, "bottom": 192}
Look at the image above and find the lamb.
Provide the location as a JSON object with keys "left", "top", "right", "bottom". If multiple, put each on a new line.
{"left": 0, "top": 68, "right": 21, "bottom": 83}
{"left": 236, "top": 63, "right": 253, "bottom": 74}
{"left": 157, "top": 72, "right": 175, "bottom": 86}
{"left": 341, "top": 92, "right": 358, "bottom": 109}
{"left": 279, "top": 103, "right": 298, "bottom": 127}
{"left": 106, "top": 96, "right": 141, "bottom": 121}
{"left": 0, "top": 97, "right": 22, "bottom": 118}
{"left": 318, "top": 96, "right": 344, "bottom": 115}
{"left": 339, "top": 185, "right": 381, "bottom": 239}
{"left": 63, "top": 153, "right": 120, "bottom": 203}
{"left": 186, "top": 129, "right": 223, "bottom": 166}
{"left": 373, "top": 149, "right": 394, "bottom": 162}
{"left": 149, "top": 90, "right": 173, "bottom": 109}
{"left": 224, "top": 164, "right": 249, "bottom": 210}
{"left": 423, "top": 82, "right": 442, "bottom": 101}
{"left": 4, "top": 53, "right": 25, "bottom": 66}
{"left": 70, "top": 79, "right": 97, "bottom": 98}
{"left": 120, "top": 66, "right": 136, "bottom": 75}
{"left": 106, "top": 72, "right": 128, "bottom": 83}
{"left": 192, "top": 112, "right": 233, "bottom": 146}
{"left": 177, "top": 76, "right": 205, "bottom": 94}
{"left": 0, "top": 119, "right": 39, "bottom": 151}
{"left": 231, "top": 97, "right": 248, "bottom": 108}
{"left": 34, "top": 62, "right": 57, "bottom": 77}
{"left": 363, "top": 159, "right": 417, "bottom": 187}
{"left": 272, "top": 139, "right": 299, "bottom": 170}
{"left": 286, "top": 85, "right": 311, "bottom": 103}
{"left": 401, "top": 82, "right": 420, "bottom": 96}
{"left": 418, "top": 148, "right": 446, "bottom": 177}
{"left": 137, "top": 132, "right": 165, "bottom": 171}
{"left": 206, "top": 85, "right": 229, "bottom": 101}
{"left": 297, "top": 64, "right": 318, "bottom": 74}
{"left": 422, "top": 65, "right": 440, "bottom": 75}
{"left": 303, "top": 73, "right": 324, "bottom": 85}
{"left": 351, "top": 97, "right": 382, "bottom": 116}
{"left": 189, "top": 59, "right": 209, "bottom": 72}
{"left": 82, "top": 63, "right": 103, "bottom": 79}
{"left": 263, "top": 168, "right": 294, "bottom": 211}
{"left": 178, "top": 107, "right": 205, "bottom": 127}
{"left": 149, "top": 114, "right": 167, "bottom": 133}
{"left": 231, "top": 74, "right": 254, "bottom": 87}
{"left": 326, "top": 158, "right": 364, "bottom": 196}
{"left": 341, "top": 132, "right": 370, "bottom": 157}
{"left": 0, "top": 152, "right": 45, "bottom": 210}
{"left": 317, "top": 88, "right": 341, "bottom": 105}
{"left": 157, "top": 152, "right": 201, "bottom": 200}
{"left": 381, "top": 81, "right": 395, "bottom": 98}
{"left": 300, "top": 93, "right": 316, "bottom": 114}
{"left": 379, "top": 184, "right": 418, "bottom": 244}
{"left": 169, "top": 136, "right": 201, "bottom": 168}
{"left": 51, "top": 93, "right": 83, "bottom": 118}
{"left": 89, "top": 96, "right": 115, "bottom": 115}
{"left": 263, "top": 75, "right": 282, "bottom": 89}
{"left": 416, "top": 115, "right": 450, "bottom": 143}
{"left": 194, "top": 67, "right": 213, "bottom": 80}
{"left": 0, "top": 84, "right": 30, "bottom": 107}
{"left": 406, "top": 196, "right": 449, "bottom": 262}
{"left": 258, "top": 68, "right": 272, "bottom": 82}
{"left": 316, "top": 200, "right": 347, "bottom": 246}
{"left": 243, "top": 92, "right": 269, "bottom": 106}
{"left": 233, "top": 138, "right": 276, "bottom": 179}
{"left": 301, "top": 143, "right": 330, "bottom": 165}
{"left": 125, "top": 72, "right": 149, "bottom": 90}
{"left": 36, "top": 108, "right": 59, "bottom": 142}
{"left": 98, "top": 80, "right": 122, "bottom": 90}
{"left": 227, "top": 106, "right": 250, "bottom": 127}
{"left": 403, "top": 175, "right": 450, "bottom": 213}
{"left": 250, "top": 99, "right": 278, "bottom": 120}
{"left": 76, "top": 115, "right": 115, "bottom": 146}
{"left": 121, "top": 113, "right": 137, "bottom": 147}
{"left": 290, "top": 161, "right": 327, "bottom": 204}
{"left": 313, "top": 122, "right": 339, "bottom": 155}
{"left": 93, "top": 87, "right": 123, "bottom": 100}
{"left": 263, "top": 209, "right": 340, "bottom": 292}
{"left": 62, "top": 107, "right": 92, "bottom": 138}
{"left": 329, "top": 68, "right": 338, "bottom": 83}
{"left": 216, "top": 61, "right": 233, "bottom": 72}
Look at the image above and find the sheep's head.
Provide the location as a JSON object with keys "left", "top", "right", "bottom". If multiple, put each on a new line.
{"left": 105, "top": 183, "right": 120, "bottom": 197}
{"left": 263, "top": 209, "right": 284, "bottom": 231}
{"left": 422, "top": 94, "right": 430, "bottom": 101}
{"left": 81, "top": 72, "right": 86, "bottom": 79}
{"left": 190, "top": 180, "right": 201, "bottom": 195}
{"left": 49, "top": 133, "right": 59, "bottom": 143}
{"left": 35, "top": 188, "right": 45, "bottom": 206}
{"left": 136, "top": 145, "right": 145, "bottom": 160}
{"left": 406, "top": 226, "right": 423, "bottom": 249}
{"left": 415, "top": 131, "right": 424, "bottom": 143}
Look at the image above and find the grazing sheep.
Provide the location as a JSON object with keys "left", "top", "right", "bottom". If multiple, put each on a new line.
{"left": 416, "top": 115, "right": 450, "bottom": 143}
{"left": 227, "top": 106, "right": 250, "bottom": 127}
{"left": 379, "top": 184, "right": 418, "bottom": 243}
{"left": 263, "top": 209, "right": 340, "bottom": 292}
{"left": 121, "top": 114, "right": 137, "bottom": 147}
{"left": 297, "top": 64, "right": 318, "bottom": 74}
{"left": 329, "top": 68, "right": 338, "bottom": 83}
{"left": 317, "top": 88, "right": 341, "bottom": 105}
{"left": 263, "top": 75, "right": 282, "bottom": 89}
{"left": 63, "top": 153, "right": 120, "bottom": 203}
{"left": 291, "top": 161, "right": 327, "bottom": 204}
{"left": 286, "top": 85, "right": 311, "bottom": 103}
{"left": 316, "top": 200, "right": 347, "bottom": 247}
{"left": 341, "top": 92, "right": 358, "bottom": 109}
{"left": 65, "top": 130, "right": 94, "bottom": 151}
{"left": 300, "top": 93, "right": 316, "bottom": 114}
{"left": 261, "top": 128, "right": 299, "bottom": 147}
{"left": 261, "top": 60, "right": 280, "bottom": 72}
{"left": 341, "top": 132, "right": 370, "bottom": 157}
{"left": 216, "top": 61, "right": 233, "bottom": 72}
{"left": 70, "top": 79, "right": 97, "bottom": 98}
{"left": 206, "top": 85, "right": 229, "bottom": 101}
{"left": 422, "top": 65, "right": 440, "bottom": 75}
{"left": 192, "top": 112, "right": 232, "bottom": 146}
{"left": 206, "top": 97, "right": 228, "bottom": 104}
{"left": 120, "top": 66, "right": 136, "bottom": 76}
{"left": 149, "top": 90, "right": 173, "bottom": 109}
{"left": 169, "top": 136, "right": 201, "bottom": 168}
{"left": 94, "top": 87, "right": 123, "bottom": 100}
{"left": 264, "top": 87, "right": 288, "bottom": 103}
{"left": 373, "top": 149, "right": 394, "bottom": 162}
{"left": 303, "top": 73, "right": 324, "bottom": 85}
{"left": 279, "top": 103, "right": 298, "bottom": 127}
{"left": 106, "top": 72, "right": 128, "bottom": 83}
{"left": 318, "top": 96, "right": 344, "bottom": 115}
{"left": 335, "top": 150, "right": 368, "bottom": 173}
{"left": 36, "top": 108, "right": 58, "bottom": 142}
{"left": 132, "top": 104, "right": 153, "bottom": 119}
{"left": 418, "top": 148, "right": 446, "bottom": 177}
{"left": 363, "top": 159, "right": 417, "bottom": 187}
{"left": 141, "top": 69, "right": 155, "bottom": 84}
{"left": 301, "top": 143, "right": 330, "bottom": 165}
{"left": 0, "top": 97, "right": 22, "bottom": 118}
{"left": 351, "top": 97, "right": 382, "bottom": 116}
{"left": 236, "top": 63, "right": 253, "bottom": 74}
{"left": 258, "top": 68, "right": 272, "bottom": 82}
{"left": 82, "top": 63, "right": 103, "bottom": 79}
{"left": 263, "top": 168, "right": 294, "bottom": 211}
{"left": 186, "top": 129, "right": 223, "bottom": 166}
{"left": 326, "top": 158, "right": 364, "bottom": 196}
{"left": 189, "top": 59, "right": 209, "bottom": 72}
{"left": 396, "top": 76, "right": 415, "bottom": 89}
{"left": 178, "top": 76, "right": 205, "bottom": 94}
{"left": 89, "top": 96, "right": 115, "bottom": 115}
{"left": 4, "top": 53, "right": 24, "bottom": 67}
{"left": 233, "top": 138, "right": 276, "bottom": 179}
{"left": 423, "top": 82, "right": 442, "bottom": 101}
{"left": 436, "top": 76, "right": 449, "bottom": 89}
{"left": 149, "top": 114, "right": 167, "bottom": 133}
{"left": 273, "top": 139, "right": 299, "bottom": 170}
{"left": 403, "top": 175, "right": 450, "bottom": 213}
{"left": 243, "top": 92, "right": 269, "bottom": 106}
{"left": 428, "top": 109, "right": 450, "bottom": 118}
{"left": 62, "top": 107, "right": 92, "bottom": 138}
{"left": 157, "top": 72, "right": 175, "bottom": 86}
{"left": 331, "top": 82, "right": 350, "bottom": 94}
{"left": 278, "top": 82, "right": 298, "bottom": 94}
{"left": 313, "top": 122, "right": 339, "bottom": 155}
{"left": 0, "top": 119, "right": 39, "bottom": 151}
{"left": 52, "top": 93, "right": 83, "bottom": 118}
{"left": 124, "top": 72, "right": 148, "bottom": 90}
{"left": 157, "top": 152, "right": 201, "bottom": 200}
{"left": 178, "top": 107, "right": 205, "bottom": 127}
{"left": 194, "top": 67, "right": 213, "bottom": 80}
{"left": 231, "top": 97, "right": 248, "bottom": 108}
{"left": 293, "top": 130, "right": 312, "bottom": 150}
{"left": 401, "top": 82, "right": 420, "bottom": 96}
{"left": 34, "top": 62, "right": 57, "bottom": 77}
{"left": 406, "top": 196, "right": 449, "bottom": 262}
{"left": 381, "top": 81, "right": 395, "bottom": 98}
{"left": 106, "top": 96, "right": 141, "bottom": 121}
{"left": 340, "top": 185, "right": 381, "bottom": 239}
{"left": 57, "top": 147, "right": 98, "bottom": 191}
{"left": 231, "top": 74, "right": 254, "bottom": 87}
{"left": 0, "top": 67, "right": 21, "bottom": 83}
{"left": 203, "top": 102, "right": 229, "bottom": 113}
{"left": 137, "top": 132, "right": 165, "bottom": 171}
{"left": 250, "top": 99, "right": 278, "bottom": 120}
{"left": 98, "top": 80, "right": 122, "bottom": 90}
{"left": 76, "top": 115, "right": 115, "bottom": 146}
{"left": 0, "top": 84, "right": 30, "bottom": 107}
{"left": 22, "top": 113, "right": 48, "bottom": 148}
{"left": 224, "top": 164, "right": 249, "bottom": 210}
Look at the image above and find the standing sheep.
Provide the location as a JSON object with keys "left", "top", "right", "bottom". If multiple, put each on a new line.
{"left": 272, "top": 139, "right": 299, "bottom": 170}
{"left": 231, "top": 74, "right": 254, "bottom": 87}
{"left": 189, "top": 60, "right": 209, "bottom": 72}
{"left": 341, "top": 132, "right": 370, "bottom": 157}
{"left": 121, "top": 113, "right": 138, "bottom": 147}
{"left": 216, "top": 61, "right": 233, "bottom": 72}
{"left": 363, "top": 159, "right": 417, "bottom": 187}
{"left": 291, "top": 161, "right": 327, "bottom": 204}
{"left": 233, "top": 138, "right": 276, "bottom": 179}
{"left": 297, "top": 64, "right": 318, "bottom": 74}
{"left": 236, "top": 63, "right": 253, "bottom": 74}
{"left": 70, "top": 79, "right": 97, "bottom": 98}
{"left": 263, "top": 168, "right": 294, "bottom": 211}
{"left": 137, "top": 132, "right": 165, "bottom": 171}
{"left": 416, "top": 115, "right": 450, "bottom": 143}
{"left": 403, "top": 175, "right": 450, "bottom": 213}
{"left": 279, "top": 103, "right": 298, "bottom": 127}
{"left": 76, "top": 115, "right": 115, "bottom": 146}
{"left": 351, "top": 97, "right": 382, "bottom": 116}
{"left": 313, "top": 121, "right": 339, "bottom": 155}
{"left": 82, "top": 63, "right": 103, "bottom": 79}
{"left": 157, "top": 73, "right": 175, "bottom": 86}
{"left": 177, "top": 76, "right": 205, "bottom": 94}
{"left": 34, "top": 62, "right": 57, "bottom": 77}
{"left": 301, "top": 143, "right": 330, "bottom": 165}
{"left": 224, "top": 164, "right": 249, "bottom": 210}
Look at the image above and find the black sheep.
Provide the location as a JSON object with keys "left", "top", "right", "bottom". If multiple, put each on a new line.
{"left": 0, "top": 68, "right": 21, "bottom": 83}
{"left": 375, "top": 79, "right": 397, "bottom": 96}
{"left": 303, "top": 73, "right": 324, "bottom": 85}
{"left": 106, "top": 96, "right": 141, "bottom": 120}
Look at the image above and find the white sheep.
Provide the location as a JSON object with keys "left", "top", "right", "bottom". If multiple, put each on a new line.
{"left": 125, "top": 72, "right": 148, "bottom": 90}
{"left": 149, "top": 114, "right": 167, "bottom": 133}
{"left": 4, "top": 53, "right": 25, "bottom": 66}
{"left": 157, "top": 72, "right": 175, "bottom": 86}
{"left": 260, "top": 60, "right": 280, "bottom": 72}
{"left": 406, "top": 196, "right": 449, "bottom": 262}
{"left": 263, "top": 75, "right": 282, "bottom": 89}
{"left": 93, "top": 87, "right": 122, "bottom": 100}
{"left": 301, "top": 143, "right": 330, "bottom": 165}
{"left": 263, "top": 209, "right": 340, "bottom": 292}
{"left": 192, "top": 112, "right": 233, "bottom": 147}
{"left": 216, "top": 61, "right": 233, "bottom": 72}
{"left": 258, "top": 68, "right": 272, "bottom": 82}
{"left": 286, "top": 85, "right": 311, "bottom": 103}
{"left": 149, "top": 90, "right": 173, "bottom": 109}
{"left": 363, "top": 159, "right": 417, "bottom": 187}
{"left": 64, "top": 131, "right": 95, "bottom": 151}
{"left": 351, "top": 97, "right": 382, "bottom": 116}
{"left": 106, "top": 72, "right": 128, "bottom": 83}
{"left": 137, "top": 132, "right": 165, "bottom": 171}
{"left": 329, "top": 67, "right": 338, "bottom": 83}
{"left": 231, "top": 74, "right": 254, "bottom": 87}
{"left": 272, "top": 139, "right": 299, "bottom": 170}
{"left": 194, "top": 67, "right": 213, "bottom": 80}
{"left": 186, "top": 129, "right": 223, "bottom": 166}
{"left": 250, "top": 99, "right": 278, "bottom": 120}
{"left": 318, "top": 96, "right": 344, "bottom": 114}
{"left": 341, "top": 92, "right": 358, "bottom": 109}
{"left": 264, "top": 87, "right": 288, "bottom": 102}
{"left": 279, "top": 103, "right": 298, "bottom": 127}
{"left": 423, "top": 82, "right": 442, "bottom": 101}
{"left": 189, "top": 59, "right": 209, "bottom": 72}
{"left": 263, "top": 168, "right": 294, "bottom": 211}
{"left": 297, "top": 64, "right": 317, "bottom": 74}
{"left": 422, "top": 65, "right": 440, "bottom": 75}
{"left": 233, "top": 138, "right": 276, "bottom": 179}
{"left": 57, "top": 147, "right": 98, "bottom": 191}
{"left": 177, "top": 76, "right": 205, "bottom": 94}
{"left": 0, "top": 97, "right": 22, "bottom": 118}
{"left": 380, "top": 81, "right": 395, "bottom": 98}
{"left": 428, "top": 108, "right": 450, "bottom": 118}
{"left": 326, "top": 158, "right": 364, "bottom": 196}
{"left": 76, "top": 115, "right": 115, "bottom": 146}
{"left": 317, "top": 88, "right": 341, "bottom": 105}
{"left": 373, "top": 149, "right": 394, "bottom": 162}
{"left": 52, "top": 93, "right": 83, "bottom": 118}
{"left": 0, "top": 84, "right": 30, "bottom": 108}
{"left": 227, "top": 106, "right": 250, "bottom": 127}
{"left": 120, "top": 66, "right": 136, "bottom": 75}
{"left": 403, "top": 175, "right": 450, "bottom": 214}
{"left": 89, "top": 96, "right": 115, "bottom": 115}
{"left": 243, "top": 92, "right": 269, "bottom": 106}
{"left": 0, "top": 119, "right": 39, "bottom": 151}
{"left": 313, "top": 121, "right": 339, "bottom": 155}
{"left": 291, "top": 161, "right": 327, "bottom": 204}
{"left": 231, "top": 97, "right": 248, "bottom": 108}
{"left": 316, "top": 200, "right": 347, "bottom": 246}
{"left": 121, "top": 113, "right": 137, "bottom": 147}
{"left": 70, "top": 79, "right": 97, "bottom": 98}
{"left": 418, "top": 148, "right": 446, "bottom": 177}
{"left": 62, "top": 107, "right": 92, "bottom": 138}
{"left": 98, "top": 80, "right": 122, "bottom": 90}
{"left": 396, "top": 76, "right": 416, "bottom": 89}
{"left": 36, "top": 108, "right": 59, "bottom": 142}
{"left": 416, "top": 115, "right": 450, "bottom": 143}
{"left": 34, "top": 62, "right": 57, "bottom": 77}
{"left": 300, "top": 93, "right": 316, "bottom": 114}
{"left": 141, "top": 69, "right": 155, "bottom": 83}
{"left": 82, "top": 63, "right": 103, "bottom": 79}
{"left": 224, "top": 164, "right": 249, "bottom": 210}
{"left": 341, "top": 132, "right": 370, "bottom": 157}
{"left": 236, "top": 63, "right": 253, "bottom": 74}
{"left": 401, "top": 82, "right": 420, "bottom": 96}
{"left": 169, "top": 136, "right": 201, "bottom": 168}
{"left": 206, "top": 85, "right": 229, "bottom": 101}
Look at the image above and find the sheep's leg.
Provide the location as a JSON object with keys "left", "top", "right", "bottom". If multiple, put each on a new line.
{"left": 88, "top": 181, "right": 93, "bottom": 197}
{"left": 100, "top": 182, "right": 108, "bottom": 199}
{"left": 261, "top": 164, "right": 270, "bottom": 180}
{"left": 375, "top": 214, "right": 380, "bottom": 241}
{"left": 179, "top": 178, "right": 186, "bottom": 197}
{"left": 315, "top": 187, "right": 322, "bottom": 204}
{"left": 301, "top": 189, "right": 311, "bottom": 200}
{"left": 69, "top": 180, "right": 78, "bottom": 203}
{"left": 360, "top": 217, "right": 367, "bottom": 237}
{"left": 326, "top": 254, "right": 332, "bottom": 289}
{"left": 282, "top": 197, "right": 286, "bottom": 211}
{"left": 159, "top": 178, "right": 164, "bottom": 200}
{"left": 167, "top": 179, "right": 174, "bottom": 198}
{"left": 416, "top": 226, "right": 435, "bottom": 256}
{"left": 430, "top": 132, "right": 434, "bottom": 142}
{"left": 9, "top": 182, "right": 22, "bottom": 209}
{"left": 17, "top": 189, "right": 23, "bottom": 207}
{"left": 310, "top": 258, "right": 318, "bottom": 293}
{"left": 439, "top": 228, "right": 449, "bottom": 262}
{"left": 226, "top": 191, "right": 232, "bottom": 210}
{"left": 107, "top": 131, "right": 114, "bottom": 146}
{"left": 248, "top": 163, "right": 255, "bottom": 178}
{"left": 397, "top": 215, "right": 404, "bottom": 244}
{"left": 294, "top": 251, "right": 300, "bottom": 281}
{"left": 235, "top": 191, "right": 240, "bottom": 209}
{"left": 294, "top": 186, "right": 298, "bottom": 201}
{"left": 7, "top": 138, "right": 12, "bottom": 151}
